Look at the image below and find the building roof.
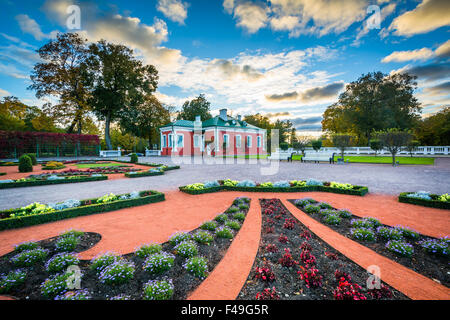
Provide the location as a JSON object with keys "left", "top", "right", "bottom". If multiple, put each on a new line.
{"left": 160, "top": 116, "right": 264, "bottom": 131}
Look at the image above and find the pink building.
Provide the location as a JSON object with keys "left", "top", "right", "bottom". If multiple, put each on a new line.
{"left": 159, "top": 109, "right": 267, "bottom": 157}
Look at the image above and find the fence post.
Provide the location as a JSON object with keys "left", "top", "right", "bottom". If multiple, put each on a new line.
{"left": 36, "top": 142, "right": 39, "bottom": 158}
{"left": 56, "top": 146, "right": 59, "bottom": 157}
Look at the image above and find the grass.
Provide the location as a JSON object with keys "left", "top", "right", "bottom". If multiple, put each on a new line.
{"left": 75, "top": 162, "right": 126, "bottom": 168}
{"left": 292, "top": 154, "right": 434, "bottom": 165}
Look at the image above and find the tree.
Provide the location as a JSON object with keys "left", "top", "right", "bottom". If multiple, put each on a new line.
{"left": 369, "top": 139, "right": 383, "bottom": 156}
{"left": 28, "top": 33, "right": 92, "bottom": 134}
{"left": 415, "top": 107, "right": 450, "bottom": 146}
{"left": 332, "top": 133, "right": 354, "bottom": 160}
{"left": 311, "top": 139, "right": 322, "bottom": 152}
{"left": 0, "top": 96, "right": 27, "bottom": 131}
{"left": 120, "top": 95, "right": 171, "bottom": 148}
{"left": 374, "top": 129, "right": 413, "bottom": 166}
{"left": 177, "top": 94, "right": 212, "bottom": 121}
{"left": 406, "top": 140, "right": 420, "bottom": 157}
{"left": 87, "top": 40, "right": 158, "bottom": 149}
{"left": 292, "top": 136, "right": 311, "bottom": 156}
{"left": 272, "top": 119, "right": 293, "bottom": 144}
{"left": 322, "top": 72, "right": 421, "bottom": 144}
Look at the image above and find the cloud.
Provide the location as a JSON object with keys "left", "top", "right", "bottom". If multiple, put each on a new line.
{"left": 389, "top": 0, "right": 450, "bottom": 36}
{"left": 298, "top": 82, "right": 345, "bottom": 102}
{"left": 422, "top": 81, "right": 450, "bottom": 95}
{"left": 0, "top": 44, "right": 42, "bottom": 68}
{"left": 0, "top": 62, "right": 29, "bottom": 79}
{"left": 0, "top": 88, "right": 11, "bottom": 97}
{"left": 156, "top": 0, "right": 189, "bottom": 25}
{"left": 382, "top": 48, "right": 435, "bottom": 63}
{"left": 264, "top": 111, "right": 291, "bottom": 118}
{"left": 232, "top": 2, "right": 269, "bottom": 34}
{"left": 15, "top": 14, "right": 55, "bottom": 40}
{"left": 405, "top": 62, "right": 450, "bottom": 82}
{"left": 265, "top": 91, "right": 298, "bottom": 102}
{"left": 435, "top": 40, "right": 450, "bottom": 58}
{"left": 210, "top": 59, "right": 264, "bottom": 81}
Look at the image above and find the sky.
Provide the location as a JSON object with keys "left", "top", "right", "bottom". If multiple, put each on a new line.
{"left": 0, "top": 0, "right": 449, "bottom": 136}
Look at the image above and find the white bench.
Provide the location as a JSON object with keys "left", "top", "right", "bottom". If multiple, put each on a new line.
{"left": 145, "top": 149, "right": 161, "bottom": 157}
{"left": 268, "top": 151, "right": 293, "bottom": 160}
{"left": 301, "top": 152, "right": 335, "bottom": 164}
{"left": 100, "top": 148, "right": 121, "bottom": 158}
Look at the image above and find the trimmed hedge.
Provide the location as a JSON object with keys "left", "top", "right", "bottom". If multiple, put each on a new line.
{"left": 125, "top": 170, "right": 165, "bottom": 178}
{"left": 179, "top": 184, "right": 369, "bottom": 196}
{"left": 0, "top": 190, "right": 165, "bottom": 231}
{"left": 18, "top": 155, "right": 33, "bottom": 173}
{"left": 398, "top": 192, "right": 450, "bottom": 210}
{"left": 0, "top": 175, "right": 108, "bottom": 189}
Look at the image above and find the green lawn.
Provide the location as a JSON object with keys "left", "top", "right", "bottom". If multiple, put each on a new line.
{"left": 75, "top": 162, "right": 126, "bottom": 168}
{"left": 291, "top": 154, "right": 434, "bottom": 165}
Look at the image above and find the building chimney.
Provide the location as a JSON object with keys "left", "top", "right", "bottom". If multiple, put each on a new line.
{"left": 195, "top": 115, "right": 201, "bottom": 122}
{"left": 219, "top": 108, "right": 228, "bottom": 121}
{"left": 237, "top": 115, "right": 241, "bottom": 121}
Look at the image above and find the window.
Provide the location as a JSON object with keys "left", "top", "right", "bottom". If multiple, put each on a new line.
{"left": 168, "top": 134, "right": 173, "bottom": 147}
{"left": 236, "top": 135, "right": 241, "bottom": 148}
{"left": 257, "top": 136, "right": 261, "bottom": 148}
{"left": 176, "top": 134, "right": 184, "bottom": 148}
{"left": 162, "top": 135, "right": 167, "bottom": 148}
{"left": 194, "top": 135, "right": 200, "bottom": 148}
{"left": 247, "top": 136, "right": 252, "bottom": 147}
{"left": 223, "top": 134, "right": 229, "bottom": 147}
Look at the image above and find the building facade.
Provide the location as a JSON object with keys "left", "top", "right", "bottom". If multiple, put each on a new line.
{"left": 159, "top": 109, "right": 267, "bottom": 157}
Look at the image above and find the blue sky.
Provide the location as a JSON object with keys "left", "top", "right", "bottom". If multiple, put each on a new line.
{"left": 0, "top": 0, "right": 449, "bottom": 135}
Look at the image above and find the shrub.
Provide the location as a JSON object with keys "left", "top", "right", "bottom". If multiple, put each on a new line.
{"left": 304, "top": 204, "right": 320, "bottom": 214}
{"left": 406, "top": 191, "right": 432, "bottom": 201}
{"left": 14, "top": 241, "right": 38, "bottom": 252}
{"left": 200, "top": 220, "right": 218, "bottom": 231}
{"left": 55, "top": 236, "right": 79, "bottom": 252}
{"left": 223, "top": 179, "right": 238, "bottom": 187}
{"left": 259, "top": 182, "right": 273, "bottom": 188}
{"left": 438, "top": 193, "right": 450, "bottom": 202}
{"left": 59, "top": 229, "right": 84, "bottom": 239}
{"left": 350, "top": 228, "right": 376, "bottom": 242}
{"left": 98, "top": 260, "right": 135, "bottom": 285}
{"left": 225, "top": 206, "right": 239, "bottom": 214}
{"left": 254, "top": 264, "right": 276, "bottom": 282}
{"left": 25, "top": 153, "right": 37, "bottom": 165}
{"left": 54, "top": 289, "right": 91, "bottom": 300}
{"left": 305, "top": 178, "right": 323, "bottom": 186}
{"left": 174, "top": 241, "right": 198, "bottom": 258}
{"left": 236, "top": 180, "right": 256, "bottom": 187}
{"left": 193, "top": 230, "right": 214, "bottom": 244}
{"left": 45, "top": 253, "right": 80, "bottom": 273}
{"left": 337, "top": 209, "right": 352, "bottom": 219}
{"left": 386, "top": 240, "right": 414, "bottom": 257}
{"left": 319, "top": 202, "right": 333, "bottom": 209}
{"left": 233, "top": 212, "right": 246, "bottom": 222}
{"left": 419, "top": 237, "right": 449, "bottom": 257}
{"left": 255, "top": 287, "right": 280, "bottom": 300}
{"left": 11, "top": 248, "right": 49, "bottom": 267}
{"left": 96, "top": 193, "right": 118, "bottom": 204}
{"left": 90, "top": 252, "right": 121, "bottom": 273}
{"left": 238, "top": 203, "right": 249, "bottom": 210}
{"left": 183, "top": 256, "right": 208, "bottom": 278}
{"left": 0, "top": 270, "right": 27, "bottom": 293}
{"left": 298, "top": 267, "right": 323, "bottom": 288}
{"left": 214, "top": 213, "right": 228, "bottom": 223}
{"left": 365, "top": 217, "right": 382, "bottom": 228}
{"left": 204, "top": 180, "right": 220, "bottom": 188}
{"left": 329, "top": 182, "right": 353, "bottom": 190}
{"left": 215, "top": 226, "right": 233, "bottom": 239}
{"left": 294, "top": 198, "right": 315, "bottom": 207}
{"left": 49, "top": 200, "right": 82, "bottom": 211}
{"left": 143, "top": 252, "right": 175, "bottom": 274}
{"left": 323, "top": 213, "right": 341, "bottom": 225}
{"left": 130, "top": 153, "right": 138, "bottom": 163}
{"left": 278, "top": 248, "right": 298, "bottom": 267}
{"left": 395, "top": 226, "right": 420, "bottom": 240}
{"left": 169, "top": 232, "right": 192, "bottom": 246}
{"left": 225, "top": 220, "right": 241, "bottom": 230}
{"left": 18, "top": 155, "right": 33, "bottom": 173}
{"left": 40, "top": 271, "right": 75, "bottom": 298}
{"left": 273, "top": 181, "right": 290, "bottom": 188}
{"left": 377, "top": 227, "right": 403, "bottom": 241}
{"left": 143, "top": 279, "right": 174, "bottom": 300}
{"left": 135, "top": 243, "right": 162, "bottom": 259}
{"left": 351, "top": 218, "right": 379, "bottom": 229}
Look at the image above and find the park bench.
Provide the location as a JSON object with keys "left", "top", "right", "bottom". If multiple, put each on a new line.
{"left": 301, "top": 152, "right": 335, "bottom": 164}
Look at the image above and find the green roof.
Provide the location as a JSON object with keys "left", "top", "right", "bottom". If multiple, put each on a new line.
{"left": 161, "top": 116, "right": 262, "bottom": 130}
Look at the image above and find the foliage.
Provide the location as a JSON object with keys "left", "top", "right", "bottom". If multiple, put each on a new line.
{"left": 254, "top": 264, "right": 276, "bottom": 282}
{"left": 46, "top": 253, "right": 80, "bottom": 273}
{"left": 419, "top": 237, "right": 449, "bottom": 257}
{"left": 54, "top": 236, "right": 79, "bottom": 252}
{"left": 255, "top": 287, "right": 280, "bottom": 300}
{"left": 193, "top": 230, "right": 214, "bottom": 244}
{"left": 394, "top": 226, "right": 420, "bottom": 240}
{"left": 98, "top": 260, "right": 135, "bottom": 285}
{"left": 350, "top": 228, "right": 376, "bottom": 242}
{"left": 0, "top": 269, "right": 27, "bottom": 293}
{"left": 130, "top": 153, "right": 138, "bottom": 163}
{"left": 26, "top": 153, "right": 37, "bottom": 165}
{"left": 233, "top": 212, "right": 246, "bottom": 222}
{"left": 96, "top": 193, "right": 118, "bottom": 204}
{"left": 279, "top": 142, "right": 289, "bottom": 151}
{"left": 414, "top": 106, "right": 450, "bottom": 145}
{"left": 90, "top": 252, "right": 122, "bottom": 273}
{"left": 377, "top": 227, "right": 404, "bottom": 241}
{"left": 11, "top": 248, "right": 49, "bottom": 267}
{"left": 406, "top": 140, "right": 420, "bottom": 157}
{"left": 331, "top": 133, "right": 354, "bottom": 159}
{"left": 54, "top": 289, "right": 91, "bottom": 300}
{"left": 214, "top": 213, "right": 228, "bottom": 223}
{"left": 385, "top": 240, "right": 414, "bottom": 257}
{"left": 14, "top": 241, "right": 38, "bottom": 253}
{"left": 215, "top": 226, "right": 234, "bottom": 239}
{"left": 278, "top": 248, "right": 298, "bottom": 267}
{"left": 369, "top": 139, "right": 383, "bottom": 156}
{"left": 323, "top": 213, "right": 342, "bottom": 225}
{"left": 225, "top": 220, "right": 241, "bottom": 230}
{"left": 374, "top": 129, "right": 414, "bottom": 165}
{"left": 143, "top": 252, "right": 175, "bottom": 274}
{"left": 169, "top": 232, "right": 192, "bottom": 246}
{"left": 40, "top": 271, "right": 74, "bottom": 298}
{"left": 177, "top": 94, "right": 212, "bottom": 121}
{"left": 18, "top": 154, "right": 33, "bottom": 173}
{"left": 311, "top": 139, "right": 322, "bottom": 151}
{"left": 135, "top": 243, "right": 162, "bottom": 259}
{"left": 200, "top": 220, "right": 218, "bottom": 231}
{"left": 183, "top": 256, "right": 209, "bottom": 278}
{"left": 174, "top": 241, "right": 198, "bottom": 258}
{"left": 143, "top": 279, "right": 174, "bottom": 300}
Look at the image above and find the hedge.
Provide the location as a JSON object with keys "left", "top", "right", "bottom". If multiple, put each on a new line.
{"left": 398, "top": 192, "right": 450, "bottom": 210}
{"left": 179, "top": 185, "right": 369, "bottom": 196}
{"left": 125, "top": 171, "right": 165, "bottom": 178}
{"left": 0, "top": 190, "right": 165, "bottom": 231}
{"left": 0, "top": 175, "right": 108, "bottom": 189}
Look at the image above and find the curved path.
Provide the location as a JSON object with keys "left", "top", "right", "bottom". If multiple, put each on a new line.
{"left": 0, "top": 190, "right": 449, "bottom": 300}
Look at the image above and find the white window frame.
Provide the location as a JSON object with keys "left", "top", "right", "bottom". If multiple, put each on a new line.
{"left": 162, "top": 135, "right": 167, "bottom": 148}
{"left": 257, "top": 135, "right": 261, "bottom": 148}
{"left": 247, "top": 135, "right": 252, "bottom": 148}
{"left": 176, "top": 134, "right": 184, "bottom": 148}
{"left": 236, "top": 135, "right": 241, "bottom": 148}
{"left": 194, "top": 135, "right": 200, "bottom": 148}
{"left": 168, "top": 134, "right": 173, "bottom": 147}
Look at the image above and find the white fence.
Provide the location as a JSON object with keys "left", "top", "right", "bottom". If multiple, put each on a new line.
{"left": 273, "top": 146, "right": 450, "bottom": 156}
{"left": 99, "top": 147, "right": 121, "bottom": 158}
{"left": 145, "top": 149, "right": 161, "bottom": 157}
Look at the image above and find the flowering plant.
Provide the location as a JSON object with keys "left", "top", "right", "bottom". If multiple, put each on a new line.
{"left": 143, "top": 279, "right": 174, "bottom": 300}
{"left": 143, "top": 252, "right": 175, "bottom": 274}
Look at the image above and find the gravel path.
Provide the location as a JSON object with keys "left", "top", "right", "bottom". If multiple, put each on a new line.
{"left": 0, "top": 156, "right": 449, "bottom": 210}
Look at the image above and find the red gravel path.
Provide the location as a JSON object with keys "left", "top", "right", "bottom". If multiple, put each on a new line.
{"left": 0, "top": 191, "right": 448, "bottom": 300}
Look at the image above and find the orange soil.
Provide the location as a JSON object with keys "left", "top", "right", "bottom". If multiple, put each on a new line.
{"left": 0, "top": 191, "right": 448, "bottom": 300}
{"left": 0, "top": 161, "right": 153, "bottom": 181}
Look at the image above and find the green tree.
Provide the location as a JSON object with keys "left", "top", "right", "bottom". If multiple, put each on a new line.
{"left": 177, "top": 94, "right": 212, "bottom": 121}
{"left": 369, "top": 139, "right": 383, "bottom": 156}
{"left": 292, "top": 136, "right": 311, "bottom": 156}
{"left": 374, "top": 129, "right": 413, "bottom": 166}
{"left": 331, "top": 133, "right": 354, "bottom": 160}
{"left": 322, "top": 72, "right": 421, "bottom": 144}
{"left": 406, "top": 140, "right": 420, "bottom": 157}
{"left": 311, "top": 139, "right": 322, "bottom": 152}
{"left": 0, "top": 96, "right": 27, "bottom": 131}
{"left": 415, "top": 107, "right": 450, "bottom": 145}
{"left": 87, "top": 40, "right": 158, "bottom": 149}
{"left": 28, "top": 33, "right": 92, "bottom": 134}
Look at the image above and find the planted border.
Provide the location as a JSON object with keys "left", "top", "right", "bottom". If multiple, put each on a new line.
{"left": 179, "top": 184, "right": 368, "bottom": 196}
{"left": 0, "top": 190, "right": 165, "bottom": 231}
{"left": 0, "top": 175, "right": 108, "bottom": 189}
{"left": 399, "top": 192, "right": 450, "bottom": 210}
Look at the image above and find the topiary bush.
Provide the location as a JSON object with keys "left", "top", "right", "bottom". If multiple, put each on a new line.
{"left": 18, "top": 155, "right": 33, "bottom": 173}
{"left": 25, "top": 153, "right": 37, "bottom": 165}
{"left": 130, "top": 153, "right": 138, "bottom": 163}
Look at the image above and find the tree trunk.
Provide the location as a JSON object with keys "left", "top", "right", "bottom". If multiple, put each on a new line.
{"left": 148, "top": 130, "right": 153, "bottom": 150}
{"left": 105, "top": 113, "right": 112, "bottom": 150}
{"left": 392, "top": 152, "right": 396, "bottom": 166}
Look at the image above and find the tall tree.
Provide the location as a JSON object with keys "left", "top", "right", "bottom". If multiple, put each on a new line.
{"left": 322, "top": 71, "right": 421, "bottom": 144}
{"left": 415, "top": 107, "right": 450, "bottom": 145}
{"left": 87, "top": 40, "right": 158, "bottom": 149}
{"left": 120, "top": 95, "right": 171, "bottom": 148}
{"left": 177, "top": 94, "right": 212, "bottom": 121}
{"left": 375, "top": 129, "right": 413, "bottom": 166}
{"left": 331, "top": 133, "right": 354, "bottom": 160}
{"left": 28, "top": 33, "right": 92, "bottom": 134}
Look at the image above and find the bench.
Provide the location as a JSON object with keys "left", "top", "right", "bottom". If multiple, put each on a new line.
{"left": 301, "top": 152, "right": 335, "bottom": 164}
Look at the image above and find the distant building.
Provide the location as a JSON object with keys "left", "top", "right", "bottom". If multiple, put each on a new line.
{"left": 159, "top": 108, "right": 267, "bottom": 156}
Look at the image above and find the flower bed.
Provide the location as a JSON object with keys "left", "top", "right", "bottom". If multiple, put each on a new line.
{"left": 399, "top": 192, "right": 450, "bottom": 210}
{"left": 41, "top": 161, "right": 66, "bottom": 170}
{"left": 0, "top": 190, "right": 165, "bottom": 231}
{"left": 0, "top": 197, "right": 250, "bottom": 300}
{"left": 179, "top": 179, "right": 368, "bottom": 196}
{"left": 290, "top": 198, "right": 450, "bottom": 287}
{"left": 0, "top": 174, "right": 108, "bottom": 189}
{"left": 238, "top": 199, "right": 406, "bottom": 300}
